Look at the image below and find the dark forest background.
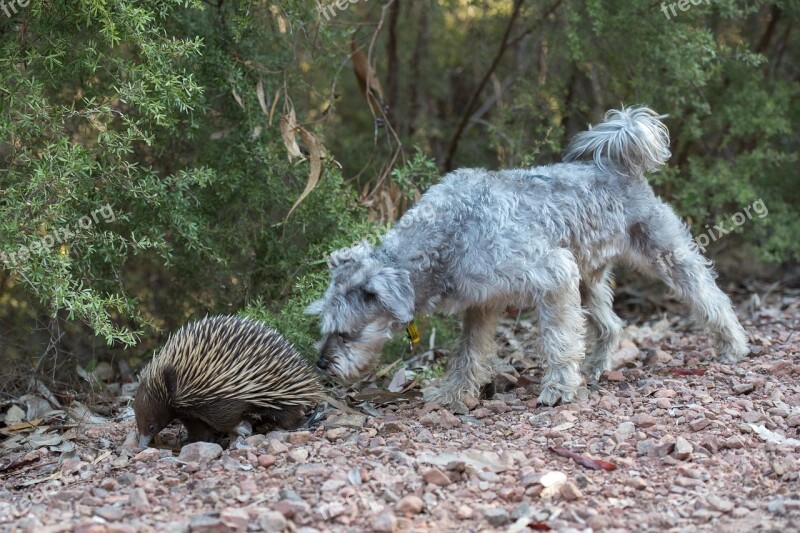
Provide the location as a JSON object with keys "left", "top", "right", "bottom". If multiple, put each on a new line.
{"left": 0, "top": 0, "right": 797, "bottom": 394}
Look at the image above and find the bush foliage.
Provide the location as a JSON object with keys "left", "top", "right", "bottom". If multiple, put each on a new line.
{"left": 0, "top": 0, "right": 797, "bottom": 383}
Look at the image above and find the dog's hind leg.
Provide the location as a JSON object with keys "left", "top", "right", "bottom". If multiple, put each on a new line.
{"left": 581, "top": 267, "right": 624, "bottom": 380}
{"left": 533, "top": 250, "right": 586, "bottom": 406}
{"left": 425, "top": 306, "right": 498, "bottom": 405}
{"left": 628, "top": 204, "right": 749, "bottom": 363}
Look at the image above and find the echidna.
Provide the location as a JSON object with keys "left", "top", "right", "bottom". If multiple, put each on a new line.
{"left": 134, "top": 315, "right": 323, "bottom": 447}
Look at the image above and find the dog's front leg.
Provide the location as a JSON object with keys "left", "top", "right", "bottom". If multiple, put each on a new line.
{"left": 424, "top": 306, "right": 498, "bottom": 406}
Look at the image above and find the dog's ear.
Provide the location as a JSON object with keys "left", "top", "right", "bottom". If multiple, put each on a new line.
{"left": 305, "top": 299, "right": 325, "bottom": 315}
{"left": 364, "top": 267, "right": 414, "bottom": 324}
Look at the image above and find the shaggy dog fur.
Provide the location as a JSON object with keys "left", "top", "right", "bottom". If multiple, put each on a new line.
{"left": 307, "top": 106, "right": 750, "bottom": 406}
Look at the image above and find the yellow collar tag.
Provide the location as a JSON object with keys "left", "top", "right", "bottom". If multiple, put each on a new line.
{"left": 406, "top": 320, "right": 420, "bottom": 346}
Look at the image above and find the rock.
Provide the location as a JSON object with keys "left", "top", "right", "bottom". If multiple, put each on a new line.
{"left": 188, "top": 515, "right": 228, "bottom": 533}
{"left": 287, "top": 431, "right": 311, "bottom": 444}
{"left": 634, "top": 414, "right": 659, "bottom": 428}
{"left": 625, "top": 477, "right": 648, "bottom": 490}
{"left": 287, "top": 449, "right": 309, "bottom": 463}
{"left": 613, "top": 421, "right": 636, "bottom": 443}
{"left": 274, "top": 499, "right": 311, "bottom": 518}
{"left": 732, "top": 381, "right": 754, "bottom": 395}
{"left": 128, "top": 488, "right": 149, "bottom": 512}
{"left": 689, "top": 417, "right": 711, "bottom": 431}
{"left": 654, "top": 389, "right": 677, "bottom": 398}
{"left": 372, "top": 511, "right": 397, "bottom": 532}
{"left": 325, "top": 427, "right": 348, "bottom": 441}
{"left": 220, "top": 508, "right": 250, "bottom": 529}
{"left": 178, "top": 442, "right": 223, "bottom": 463}
{"left": 132, "top": 448, "right": 160, "bottom": 462}
{"left": 258, "top": 511, "right": 287, "bottom": 532}
{"left": 462, "top": 395, "right": 480, "bottom": 410}
{"left": 92, "top": 361, "right": 115, "bottom": 381}
{"left": 786, "top": 413, "right": 800, "bottom": 427}
{"left": 707, "top": 495, "right": 734, "bottom": 513}
{"left": 613, "top": 339, "right": 640, "bottom": 368}
{"left": 5, "top": 404, "right": 26, "bottom": 425}
{"left": 606, "top": 370, "right": 625, "bottom": 382}
{"left": 767, "top": 498, "right": 786, "bottom": 515}
{"left": 324, "top": 413, "right": 367, "bottom": 429}
{"left": 674, "top": 437, "right": 693, "bottom": 460}
{"left": 456, "top": 505, "right": 473, "bottom": 520}
{"left": 95, "top": 506, "right": 124, "bottom": 521}
{"left": 267, "top": 440, "right": 289, "bottom": 454}
{"left": 483, "top": 508, "right": 510, "bottom": 526}
{"left": 258, "top": 454, "right": 276, "bottom": 468}
{"left": 396, "top": 495, "right": 424, "bottom": 514}
{"left": 560, "top": 481, "right": 583, "bottom": 500}
{"left": 539, "top": 471, "right": 567, "bottom": 498}
{"left": 422, "top": 467, "right": 452, "bottom": 487}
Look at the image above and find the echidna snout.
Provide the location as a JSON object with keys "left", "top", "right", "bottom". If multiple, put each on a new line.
{"left": 133, "top": 315, "right": 323, "bottom": 447}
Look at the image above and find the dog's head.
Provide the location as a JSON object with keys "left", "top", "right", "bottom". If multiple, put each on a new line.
{"left": 306, "top": 241, "right": 414, "bottom": 383}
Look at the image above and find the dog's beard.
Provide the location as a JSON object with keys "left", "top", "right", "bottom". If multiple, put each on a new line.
{"left": 322, "top": 320, "right": 395, "bottom": 383}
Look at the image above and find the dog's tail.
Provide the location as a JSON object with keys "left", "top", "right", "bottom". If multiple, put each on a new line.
{"left": 563, "top": 106, "right": 671, "bottom": 177}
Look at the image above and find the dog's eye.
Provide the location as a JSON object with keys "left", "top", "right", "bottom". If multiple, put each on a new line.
{"left": 337, "top": 333, "right": 351, "bottom": 343}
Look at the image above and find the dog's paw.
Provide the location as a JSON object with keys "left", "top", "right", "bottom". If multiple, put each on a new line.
{"left": 581, "top": 361, "right": 609, "bottom": 381}
{"left": 537, "top": 384, "right": 580, "bottom": 406}
{"left": 422, "top": 384, "right": 464, "bottom": 406}
{"left": 718, "top": 343, "right": 750, "bottom": 364}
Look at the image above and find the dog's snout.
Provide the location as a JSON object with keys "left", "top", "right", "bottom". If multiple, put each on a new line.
{"left": 316, "top": 357, "right": 330, "bottom": 370}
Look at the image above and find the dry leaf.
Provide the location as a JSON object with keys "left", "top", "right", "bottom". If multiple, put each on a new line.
{"left": 280, "top": 109, "right": 303, "bottom": 159}
{"left": 549, "top": 446, "right": 617, "bottom": 471}
{"left": 351, "top": 39, "right": 386, "bottom": 118}
{"left": 284, "top": 128, "right": 324, "bottom": 221}
{"left": 256, "top": 78, "right": 269, "bottom": 117}
{"left": 231, "top": 87, "right": 245, "bottom": 110}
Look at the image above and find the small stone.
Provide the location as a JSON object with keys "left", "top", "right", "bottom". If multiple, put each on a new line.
{"left": 613, "top": 340, "right": 640, "bottom": 368}
{"left": 132, "top": 448, "right": 160, "bottom": 462}
{"left": 560, "top": 481, "right": 583, "bottom": 501}
{"left": 325, "top": 427, "right": 348, "bottom": 441}
{"left": 258, "top": 510, "right": 287, "bottom": 532}
{"left": 463, "top": 395, "right": 480, "bottom": 410}
{"left": 267, "top": 440, "right": 289, "bottom": 454}
{"left": 674, "top": 437, "right": 692, "bottom": 460}
{"left": 732, "top": 382, "right": 754, "bottom": 395}
{"left": 634, "top": 414, "right": 659, "bottom": 428}
{"left": 625, "top": 477, "right": 648, "bottom": 490}
{"left": 707, "top": 495, "right": 734, "bottom": 513}
{"left": 539, "top": 471, "right": 567, "bottom": 498}
{"left": 258, "top": 454, "right": 276, "bottom": 468}
{"left": 767, "top": 498, "right": 786, "bottom": 515}
{"left": 483, "top": 508, "right": 510, "bottom": 527}
{"left": 372, "top": 511, "right": 397, "bottom": 533}
{"left": 220, "top": 508, "right": 250, "bottom": 529}
{"left": 287, "top": 449, "right": 309, "bottom": 463}
{"left": 613, "top": 421, "right": 636, "bottom": 443}
{"left": 456, "top": 505, "right": 473, "bottom": 520}
{"left": 606, "top": 370, "right": 625, "bottom": 382}
{"left": 288, "top": 431, "right": 311, "bottom": 444}
{"left": 128, "top": 488, "right": 149, "bottom": 511}
{"left": 95, "top": 506, "right": 124, "bottom": 521}
{"left": 396, "top": 495, "right": 424, "bottom": 514}
{"left": 689, "top": 418, "right": 711, "bottom": 431}
{"left": 324, "top": 413, "right": 367, "bottom": 429}
{"left": 274, "top": 499, "right": 311, "bottom": 518}
{"left": 655, "top": 389, "right": 677, "bottom": 398}
{"left": 787, "top": 413, "right": 800, "bottom": 427}
{"left": 422, "top": 467, "right": 452, "bottom": 487}
{"left": 178, "top": 442, "right": 223, "bottom": 463}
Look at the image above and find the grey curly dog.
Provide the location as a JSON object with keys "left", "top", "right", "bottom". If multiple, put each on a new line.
{"left": 307, "top": 106, "right": 750, "bottom": 406}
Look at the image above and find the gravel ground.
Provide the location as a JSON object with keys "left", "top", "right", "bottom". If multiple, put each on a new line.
{"left": 1, "top": 291, "right": 799, "bottom": 532}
